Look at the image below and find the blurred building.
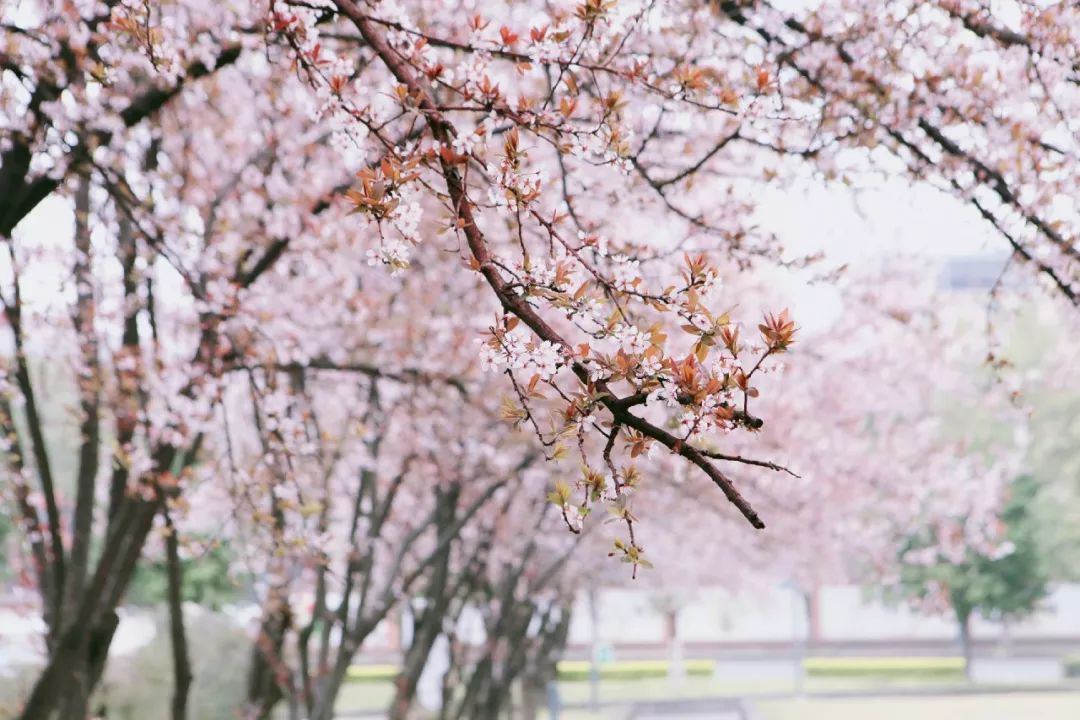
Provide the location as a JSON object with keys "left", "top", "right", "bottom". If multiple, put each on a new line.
{"left": 939, "top": 252, "right": 1016, "bottom": 292}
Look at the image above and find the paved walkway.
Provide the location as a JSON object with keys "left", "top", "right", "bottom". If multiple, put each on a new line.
{"left": 628, "top": 697, "right": 748, "bottom": 719}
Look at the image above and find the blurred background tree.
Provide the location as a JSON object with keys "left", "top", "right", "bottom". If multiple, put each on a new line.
{"left": 125, "top": 541, "right": 242, "bottom": 610}
{"left": 895, "top": 474, "right": 1052, "bottom": 679}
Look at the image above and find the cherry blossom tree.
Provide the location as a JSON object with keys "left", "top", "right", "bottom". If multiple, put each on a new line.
{"left": 3, "top": 1, "right": 1078, "bottom": 717}
{"left": 894, "top": 473, "right": 1050, "bottom": 679}
{"left": 217, "top": 372, "right": 558, "bottom": 720}
{"left": 1, "top": 0, "right": 364, "bottom": 713}
{"left": 379, "top": 477, "right": 581, "bottom": 720}
{"left": 274, "top": 0, "right": 806, "bottom": 557}
{"left": 707, "top": 0, "right": 1080, "bottom": 305}
{"left": 733, "top": 265, "right": 1025, "bottom": 590}
{"left": 601, "top": 263, "right": 1026, "bottom": 657}
{"left": 195, "top": 243, "right": 587, "bottom": 718}
{"left": 1, "top": 9, "right": 794, "bottom": 715}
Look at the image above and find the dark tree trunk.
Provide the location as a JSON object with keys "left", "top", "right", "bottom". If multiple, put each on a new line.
{"left": 20, "top": 496, "right": 160, "bottom": 720}
{"left": 64, "top": 175, "right": 101, "bottom": 637}
{"left": 246, "top": 601, "right": 293, "bottom": 719}
{"left": 59, "top": 613, "right": 120, "bottom": 720}
{"left": 308, "top": 630, "right": 372, "bottom": 720}
{"left": 164, "top": 510, "right": 192, "bottom": 720}
{"left": 244, "top": 381, "right": 297, "bottom": 720}
{"left": 389, "top": 606, "right": 439, "bottom": 720}
{"left": 21, "top": 610, "right": 120, "bottom": 720}
{"left": 389, "top": 485, "right": 459, "bottom": 720}
{"left": 958, "top": 611, "right": 974, "bottom": 682}
{"left": 522, "top": 606, "right": 571, "bottom": 720}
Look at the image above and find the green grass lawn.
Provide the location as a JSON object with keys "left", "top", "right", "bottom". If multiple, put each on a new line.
{"left": 756, "top": 693, "right": 1080, "bottom": 720}
{"left": 335, "top": 681, "right": 396, "bottom": 712}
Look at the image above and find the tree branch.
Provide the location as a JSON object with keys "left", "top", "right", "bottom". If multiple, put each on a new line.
{"left": 338, "top": 0, "right": 767, "bottom": 529}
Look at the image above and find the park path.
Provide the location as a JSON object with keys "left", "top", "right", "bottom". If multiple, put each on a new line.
{"left": 627, "top": 697, "right": 748, "bottom": 719}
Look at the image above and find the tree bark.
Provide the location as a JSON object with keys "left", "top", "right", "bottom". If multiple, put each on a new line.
{"left": 958, "top": 612, "right": 974, "bottom": 682}
{"left": 108, "top": 217, "right": 141, "bottom": 525}
{"left": 164, "top": 509, "right": 193, "bottom": 720}
{"left": 64, "top": 176, "right": 101, "bottom": 631}
{"left": 58, "top": 611, "right": 120, "bottom": 720}
{"left": 19, "top": 496, "right": 159, "bottom": 720}
{"left": 388, "top": 485, "right": 459, "bottom": 720}
{"left": 522, "top": 605, "right": 571, "bottom": 720}
{"left": 245, "top": 601, "right": 293, "bottom": 719}
{"left": 244, "top": 379, "right": 297, "bottom": 720}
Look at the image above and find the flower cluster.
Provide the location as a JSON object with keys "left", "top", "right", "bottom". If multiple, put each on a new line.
{"left": 479, "top": 318, "right": 564, "bottom": 381}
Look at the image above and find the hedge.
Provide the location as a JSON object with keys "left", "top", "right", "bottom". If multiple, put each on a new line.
{"left": 344, "top": 660, "right": 715, "bottom": 684}
{"left": 344, "top": 656, "right": 969, "bottom": 684}
{"left": 1065, "top": 655, "right": 1080, "bottom": 678}
{"left": 804, "top": 656, "right": 965, "bottom": 679}
{"left": 555, "top": 659, "right": 714, "bottom": 681}
{"left": 346, "top": 664, "right": 399, "bottom": 683}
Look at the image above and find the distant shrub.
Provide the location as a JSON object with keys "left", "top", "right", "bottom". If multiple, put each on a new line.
{"left": 345, "top": 664, "right": 399, "bottom": 683}
{"left": 555, "top": 659, "right": 715, "bottom": 681}
{"left": 343, "top": 655, "right": 972, "bottom": 687}
{"left": 804, "top": 656, "right": 965, "bottom": 679}
{"left": 346, "top": 659, "right": 717, "bottom": 685}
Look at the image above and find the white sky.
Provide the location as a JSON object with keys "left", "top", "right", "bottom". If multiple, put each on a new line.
{"left": 751, "top": 174, "right": 1004, "bottom": 336}
{"left": 759, "top": 177, "right": 998, "bottom": 262}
